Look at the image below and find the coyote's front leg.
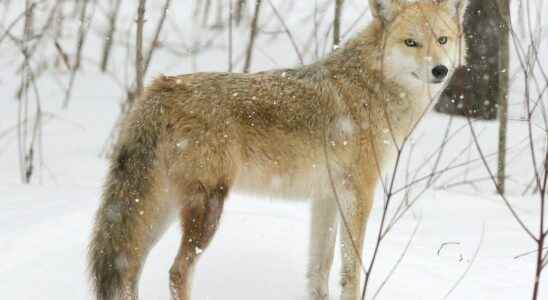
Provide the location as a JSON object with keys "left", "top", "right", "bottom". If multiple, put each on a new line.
{"left": 339, "top": 172, "right": 376, "bottom": 300}
{"left": 307, "top": 191, "right": 339, "bottom": 300}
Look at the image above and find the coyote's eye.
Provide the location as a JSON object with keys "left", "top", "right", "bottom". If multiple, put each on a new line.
{"left": 438, "top": 36, "right": 448, "bottom": 45}
{"left": 404, "top": 39, "right": 419, "bottom": 48}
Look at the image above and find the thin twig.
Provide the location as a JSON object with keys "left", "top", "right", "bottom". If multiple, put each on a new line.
{"left": 442, "top": 224, "right": 485, "bottom": 300}
{"left": 371, "top": 218, "right": 421, "bottom": 300}
{"left": 143, "top": 0, "right": 171, "bottom": 74}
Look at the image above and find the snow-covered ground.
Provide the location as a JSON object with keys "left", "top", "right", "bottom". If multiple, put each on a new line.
{"left": 1, "top": 0, "right": 548, "bottom": 299}
{"left": 1, "top": 173, "right": 545, "bottom": 300}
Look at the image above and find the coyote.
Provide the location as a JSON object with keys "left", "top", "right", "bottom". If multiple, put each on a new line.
{"left": 89, "top": 0, "right": 469, "bottom": 299}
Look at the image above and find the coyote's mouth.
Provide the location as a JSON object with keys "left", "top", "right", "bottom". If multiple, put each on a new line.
{"left": 412, "top": 72, "right": 444, "bottom": 85}
{"left": 430, "top": 79, "right": 444, "bottom": 84}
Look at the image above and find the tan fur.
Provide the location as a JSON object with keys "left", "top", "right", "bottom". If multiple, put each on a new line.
{"left": 89, "top": 1, "right": 469, "bottom": 299}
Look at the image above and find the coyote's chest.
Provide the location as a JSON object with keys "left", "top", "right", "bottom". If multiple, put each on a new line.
{"left": 233, "top": 159, "right": 328, "bottom": 200}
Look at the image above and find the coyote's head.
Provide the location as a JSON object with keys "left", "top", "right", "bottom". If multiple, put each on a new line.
{"left": 369, "top": 0, "right": 470, "bottom": 91}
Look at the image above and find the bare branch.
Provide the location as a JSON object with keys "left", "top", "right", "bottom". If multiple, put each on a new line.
{"left": 442, "top": 224, "right": 485, "bottom": 300}
{"left": 333, "top": 0, "right": 344, "bottom": 47}
{"left": 265, "top": 0, "right": 303, "bottom": 65}
{"left": 371, "top": 218, "right": 421, "bottom": 300}
{"left": 243, "top": 0, "right": 262, "bottom": 73}
{"left": 100, "top": 0, "right": 122, "bottom": 72}
{"left": 143, "top": 0, "right": 171, "bottom": 75}
{"left": 135, "top": 0, "right": 146, "bottom": 100}
{"left": 63, "top": 0, "right": 94, "bottom": 108}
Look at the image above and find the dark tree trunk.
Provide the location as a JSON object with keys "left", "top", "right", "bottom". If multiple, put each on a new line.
{"left": 435, "top": 0, "right": 502, "bottom": 120}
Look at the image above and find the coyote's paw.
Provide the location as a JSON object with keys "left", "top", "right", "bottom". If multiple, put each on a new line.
{"left": 309, "top": 288, "right": 329, "bottom": 300}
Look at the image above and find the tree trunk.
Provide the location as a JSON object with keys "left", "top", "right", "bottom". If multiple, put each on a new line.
{"left": 496, "top": 0, "right": 510, "bottom": 194}
{"left": 435, "top": 0, "right": 501, "bottom": 120}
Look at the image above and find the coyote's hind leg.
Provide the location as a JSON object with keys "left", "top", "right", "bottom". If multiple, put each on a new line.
{"left": 169, "top": 181, "right": 229, "bottom": 300}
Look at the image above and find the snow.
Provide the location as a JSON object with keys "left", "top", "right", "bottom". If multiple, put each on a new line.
{"left": 1, "top": 0, "right": 548, "bottom": 299}
{"left": 1, "top": 174, "right": 545, "bottom": 299}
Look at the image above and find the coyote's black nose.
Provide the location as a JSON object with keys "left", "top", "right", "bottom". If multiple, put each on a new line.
{"left": 432, "top": 65, "right": 448, "bottom": 80}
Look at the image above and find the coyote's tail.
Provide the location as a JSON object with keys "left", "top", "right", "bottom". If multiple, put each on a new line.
{"left": 88, "top": 87, "right": 166, "bottom": 300}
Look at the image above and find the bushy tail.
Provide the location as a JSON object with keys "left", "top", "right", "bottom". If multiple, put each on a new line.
{"left": 88, "top": 90, "right": 165, "bottom": 300}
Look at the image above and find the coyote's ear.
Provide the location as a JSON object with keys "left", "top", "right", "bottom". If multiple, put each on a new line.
{"left": 436, "top": 0, "right": 470, "bottom": 23}
{"left": 368, "top": 0, "right": 404, "bottom": 24}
